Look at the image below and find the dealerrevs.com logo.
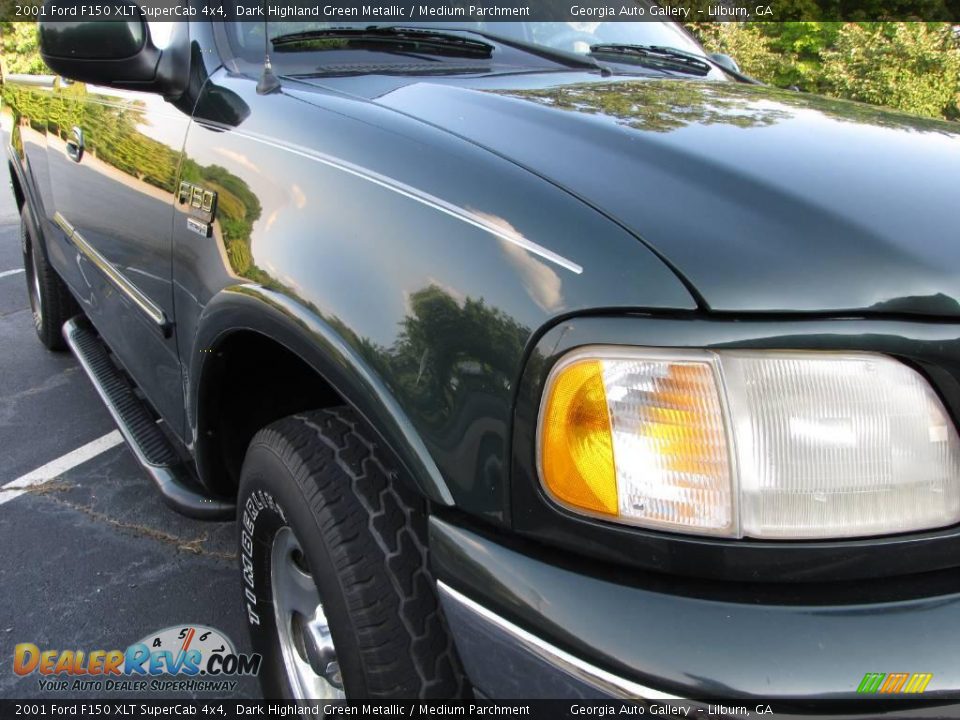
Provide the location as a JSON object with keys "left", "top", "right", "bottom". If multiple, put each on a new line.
{"left": 13, "top": 624, "right": 261, "bottom": 693}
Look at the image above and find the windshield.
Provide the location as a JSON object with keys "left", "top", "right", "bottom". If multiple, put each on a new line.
{"left": 225, "top": 20, "right": 712, "bottom": 76}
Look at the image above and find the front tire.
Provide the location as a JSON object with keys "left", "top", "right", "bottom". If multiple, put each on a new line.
{"left": 21, "top": 208, "right": 77, "bottom": 351}
{"left": 238, "top": 407, "right": 466, "bottom": 700}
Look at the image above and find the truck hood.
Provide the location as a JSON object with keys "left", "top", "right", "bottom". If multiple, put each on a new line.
{"left": 374, "top": 78, "right": 960, "bottom": 317}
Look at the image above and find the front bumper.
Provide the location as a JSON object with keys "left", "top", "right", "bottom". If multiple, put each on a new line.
{"left": 437, "top": 581, "right": 680, "bottom": 701}
{"left": 430, "top": 516, "right": 960, "bottom": 702}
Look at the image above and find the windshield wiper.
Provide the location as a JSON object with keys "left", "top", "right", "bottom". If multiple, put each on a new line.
{"left": 589, "top": 44, "right": 712, "bottom": 76}
{"left": 272, "top": 25, "right": 614, "bottom": 76}
{"left": 350, "top": 25, "right": 611, "bottom": 75}
{"left": 271, "top": 26, "right": 494, "bottom": 58}
{"left": 451, "top": 28, "right": 611, "bottom": 75}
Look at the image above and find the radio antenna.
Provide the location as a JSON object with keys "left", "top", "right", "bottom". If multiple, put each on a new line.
{"left": 256, "top": 12, "right": 281, "bottom": 94}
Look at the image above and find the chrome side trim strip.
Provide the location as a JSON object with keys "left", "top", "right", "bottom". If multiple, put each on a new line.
{"left": 54, "top": 211, "right": 171, "bottom": 335}
{"left": 437, "top": 581, "right": 682, "bottom": 701}
{"left": 4, "top": 74, "right": 57, "bottom": 89}
{"left": 52, "top": 211, "right": 75, "bottom": 238}
{"left": 204, "top": 125, "right": 583, "bottom": 275}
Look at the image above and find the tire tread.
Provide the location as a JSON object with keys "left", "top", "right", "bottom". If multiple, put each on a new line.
{"left": 248, "top": 407, "right": 466, "bottom": 699}
{"left": 22, "top": 214, "right": 77, "bottom": 350}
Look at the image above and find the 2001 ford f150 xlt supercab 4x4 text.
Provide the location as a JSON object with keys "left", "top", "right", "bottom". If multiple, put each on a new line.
{"left": 6, "top": 6, "right": 960, "bottom": 705}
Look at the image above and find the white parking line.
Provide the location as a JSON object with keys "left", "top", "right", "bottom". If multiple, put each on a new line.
{"left": 0, "top": 430, "right": 124, "bottom": 506}
{"left": 0, "top": 268, "right": 24, "bottom": 279}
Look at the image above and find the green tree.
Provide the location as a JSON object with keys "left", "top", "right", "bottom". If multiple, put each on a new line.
{"left": 685, "top": 22, "right": 783, "bottom": 80}
{"left": 760, "top": 21, "right": 842, "bottom": 90}
{"left": 0, "top": 22, "right": 45, "bottom": 75}
{"left": 686, "top": 21, "right": 960, "bottom": 121}
{"left": 821, "top": 22, "right": 960, "bottom": 119}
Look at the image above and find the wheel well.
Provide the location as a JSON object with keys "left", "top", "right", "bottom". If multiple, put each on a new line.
{"left": 9, "top": 163, "right": 25, "bottom": 211}
{"left": 198, "top": 331, "right": 345, "bottom": 495}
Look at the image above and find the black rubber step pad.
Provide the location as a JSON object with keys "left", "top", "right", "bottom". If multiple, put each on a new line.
{"left": 68, "top": 323, "right": 178, "bottom": 467}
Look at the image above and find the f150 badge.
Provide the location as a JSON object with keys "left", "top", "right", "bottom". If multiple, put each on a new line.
{"left": 178, "top": 181, "right": 217, "bottom": 238}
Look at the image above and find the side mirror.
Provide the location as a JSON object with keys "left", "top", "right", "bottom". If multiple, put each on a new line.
{"left": 39, "top": 4, "right": 190, "bottom": 98}
{"left": 709, "top": 53, "right": 741, "bottom": 75}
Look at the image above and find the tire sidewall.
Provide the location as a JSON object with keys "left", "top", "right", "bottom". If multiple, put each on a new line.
{"left": 22, "top": 216, "right": 44, "bottom": 336}
{"left": 21, "top": 207, "right": 71, "bottom": 350}
{"left": 238, "top": 441, "right": 368, "bottom": 700}
{"left": 20, "top": 214, "right": 29, "bottom": 257}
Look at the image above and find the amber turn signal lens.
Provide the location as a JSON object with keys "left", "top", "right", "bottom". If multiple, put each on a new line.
{"left": 539, "top": 359, "right": 618, "bottom": 515}
{"left": 538, "top": 348, "right": 735, "bottom": 535}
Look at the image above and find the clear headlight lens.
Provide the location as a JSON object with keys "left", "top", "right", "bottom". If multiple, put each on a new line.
{"left": 538, "top": 347, "right": 960, "bottom": 539}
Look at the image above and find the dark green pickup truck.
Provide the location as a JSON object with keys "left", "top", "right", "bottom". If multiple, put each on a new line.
{"left": 6, "top": 8, "right": 960, "bottom": 705}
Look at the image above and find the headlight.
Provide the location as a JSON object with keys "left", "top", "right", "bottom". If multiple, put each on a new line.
{"left": 538, "top": 347, "right": 960, "bottom": 539}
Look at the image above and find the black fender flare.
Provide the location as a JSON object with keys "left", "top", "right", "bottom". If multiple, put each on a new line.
{"left": 6, "top": 147, "right": 48, "bottom": 262}
{"left": 189, "top": 284, "right": 455, "bottom": 507}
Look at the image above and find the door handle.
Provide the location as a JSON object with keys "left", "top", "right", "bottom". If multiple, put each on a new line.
{"left": 65, "top": 126, "right": 84, "bottom": 163}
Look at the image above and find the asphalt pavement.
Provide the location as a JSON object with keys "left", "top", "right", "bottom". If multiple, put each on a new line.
{"left": 0, "top": 186, "right": 261, "bottom": 699}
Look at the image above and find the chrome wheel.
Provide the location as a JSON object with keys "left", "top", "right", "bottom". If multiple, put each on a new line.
{"left": 270, "top": 527, "right": 345, "bottom": 700}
